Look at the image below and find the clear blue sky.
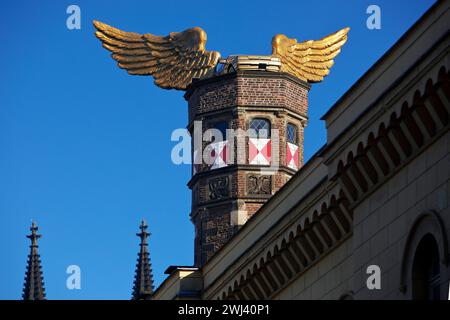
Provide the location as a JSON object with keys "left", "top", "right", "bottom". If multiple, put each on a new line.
{"left": 0, "top": 0, "right": 436, "bottom": 299}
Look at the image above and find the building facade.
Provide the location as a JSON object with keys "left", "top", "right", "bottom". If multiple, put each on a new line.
{"left": 153, "top": 1, "right": 450, "bottom": 300}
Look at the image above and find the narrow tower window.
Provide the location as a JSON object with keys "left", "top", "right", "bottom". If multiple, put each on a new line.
{"left": 212, "top": 121, "right": 228, "bottom": 142}
{"left": 249, "top": 118, "right": 271, "bottom": 138}
{"left": 287, "top": 123, "right": 298, "bottom": 144}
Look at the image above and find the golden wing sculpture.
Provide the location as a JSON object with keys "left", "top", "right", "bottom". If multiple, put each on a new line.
{"left": 272, "top": 27, "right": 349, "bottom": 83}
{"left": 93, "top": 21, "right": 221, "bottom": 90}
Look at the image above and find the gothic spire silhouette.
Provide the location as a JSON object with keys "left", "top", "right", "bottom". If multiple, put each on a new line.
{"left": 22, "top": 221, "right": 46, "bottom": 300}
{"left": 131, "top": 220, "right": 154, "bottom": 300}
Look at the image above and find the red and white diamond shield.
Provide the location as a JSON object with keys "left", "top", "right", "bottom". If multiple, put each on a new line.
{"left": 249, "top": 138, "right": 271, "bottom": 165}
{"left": 210, "top": 140, "right": 228, "bottom": 170}
{"left": 286, "top": 142, "right": 299, "bottom": 170}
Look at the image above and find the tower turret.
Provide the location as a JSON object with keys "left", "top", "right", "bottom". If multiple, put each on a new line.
{"left": 186, "top": 56, "right": 310, "bottom": 265}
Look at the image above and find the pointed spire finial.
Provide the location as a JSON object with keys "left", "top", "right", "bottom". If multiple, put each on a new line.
{"left": 22, "top": 221, "right": 46, "bottom": 300}
{"left": 137, "top": 219, "right": 150, "bottom": 246}
{"left": 131, "top": 219, "right": 154, "bottom": 300}
{"left": 27, "top": 221, "right": 41, "bottom": 248}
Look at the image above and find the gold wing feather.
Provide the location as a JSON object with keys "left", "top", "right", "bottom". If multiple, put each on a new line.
{"left": 93, "top": 20, "right": 221, "bottom": 90}
{"left": 272, "top": 27, "right": 349, "bottom": 83}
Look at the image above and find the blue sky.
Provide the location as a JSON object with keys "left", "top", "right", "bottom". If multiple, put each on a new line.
{"left": 0, "top": 0, "right": 436, "bottom": 299}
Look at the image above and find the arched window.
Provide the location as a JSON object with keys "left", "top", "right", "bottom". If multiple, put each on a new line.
{"left": 400, "top": 211, "right": 449, "bottom": 300}
{"left": 287, "top": 123, "right": 298, "bottom": 144}
{"left": 212, "top": 121, "right": 228, "bottom": 142}
{"left": 412, "top": 234, "right": 440, "bottom": 300}
{"left": 249, "top": 118, "right": 271, "bottom": 138}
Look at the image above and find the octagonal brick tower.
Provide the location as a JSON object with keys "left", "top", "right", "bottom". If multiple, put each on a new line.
{"left": 185, "top": 56, "right": 310, "bottom": 266}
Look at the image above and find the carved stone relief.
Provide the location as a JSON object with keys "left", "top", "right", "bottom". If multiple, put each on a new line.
{"left": 247, "top": 174, "right": 272, "bottom": 195}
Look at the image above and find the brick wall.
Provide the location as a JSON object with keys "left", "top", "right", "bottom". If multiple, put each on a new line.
{"left": 186, "top": 71, "right": 309, "bottom": 123}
